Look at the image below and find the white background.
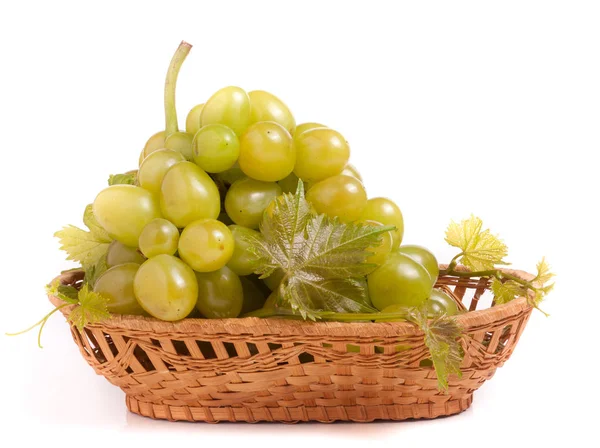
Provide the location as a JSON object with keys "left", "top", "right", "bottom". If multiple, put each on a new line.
{"left": 0, "top": 1, "right": 598, "bottom": 446}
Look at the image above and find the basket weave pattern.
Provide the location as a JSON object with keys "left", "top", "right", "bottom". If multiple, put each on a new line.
{"left": 49, "top": 268, "right": 533, "bottom": 423}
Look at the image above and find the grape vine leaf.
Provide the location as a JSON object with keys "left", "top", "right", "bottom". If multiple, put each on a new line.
{"left": 241, "top": 181, "right": 393, "bottom": 320}
{"left": 445, "top": 215, "right": 509, "bottom": 271}
{"left": 55, "top": 225, "right": 111, "bottom": 268}
{"left": 68, "top": 284, "right": 110, "bottom": 332}
{"left": 83, "top": 204, "right": 111, "bottom": 242}
{"left": 108, "top": 172, "right": 136, "bottom": 186}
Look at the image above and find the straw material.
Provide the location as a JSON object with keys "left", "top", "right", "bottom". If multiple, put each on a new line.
{"left": 48, "top": 266, "right": 534, "bottom": 423}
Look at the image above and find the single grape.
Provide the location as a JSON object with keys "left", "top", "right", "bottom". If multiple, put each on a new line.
{"left": 93, "top": 185, "right": 161, "bottom": 247}
{"left": 294, "top": 122, "right": 326, "bottom": 137}
{"left": 367, "top": 252, "right": 433, "bottom": 310}
{"left": 248, "top": 90, "right": 296, "bottom": 135}
{"left": 277, "top": 172, "right": 301, "bottom": 194}
{"left": 426, "top": 289, "right": 460, "bottom": 316}
{"left": 195, "top": 266, "right": 243, "bottom": 318}
{"left": 238, "top": 121, "right": 295, "bottom": 182}
{"left": 164, "top": 131, "right": 194, "bottom": 160}
{"left": 263, "top": 268, "right": 284, "bottom": 291}
{"left": 94, "top": 263, "right": 145, "bottom": 315}
{"left": 240, "top": 276, "right": 268, "bottom": 314}
{"left": 106, "top": 240, "right": 146, "bottom": 267}
{"left": 217, "top": 162, "right": 246, "bottom": 186}
{"left": 294, "top": 128, "right": 350, "bottom": 182}
{"left": 138, "top": 218, "right": 179, "bottom": 258}
{"left": 138, "top": 149, "right": 146, "bottom": 167}
{"left": 138, "top": 149, "right": 185, "bottom": 194}
{"left": 363, "top": 220, "right": 393, "bottom": 266}
{"left": 398, "top": 245, "right": 439, "bottom": 286}
{"left": 143, "top": 131, "right": 166, "bottom": 158}
{"left": 179, "top": 219, "right": 234, "bottom": 272}
{"left": 192, "top": 124, "right": 240, "bottom": 173}
{"left": 224, "top": 177, "right": 282, "bottom": 229}
{"left": 306, "top": 175, "right": 367, "bottom": 222}
{"left": 263, "top": 290, "right": 280, "bottom": 309}
{"left": 360, "top": 197, "right": 404, "bottom": 249}
{"left": 133, "top": 254, "right": 198, "bottom": 321}
{"left": 227, "top": 225, "right": 260, "bottom": 276}
{"left": 341, "top": 163, "right": 363, "bottom": 182}
{"left": 159, "top": 161, "right": 220, "bottom": 228}
{"left": 185, "top": 103, "right": 204, "bottom": 136}
{"left": 201, "top": 86, "right": 251, "bottom": 135}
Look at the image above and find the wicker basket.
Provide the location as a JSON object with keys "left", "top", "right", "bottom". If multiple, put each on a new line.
{"left": 48, "top": 267, "right": 534, "bottom": 423}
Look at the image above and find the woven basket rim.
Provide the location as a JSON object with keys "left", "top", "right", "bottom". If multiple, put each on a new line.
{"left": 48, "top": 266, "right": 534, "bottom": 337}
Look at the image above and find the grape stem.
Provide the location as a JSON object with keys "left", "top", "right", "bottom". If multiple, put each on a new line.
{"left": 164, "top": 41, "right": 192, "bottom": 138}
{"left": 243, "top": 307, "right": 411, "bottom": 322}
{"left": 5, "top": 304, "right": 70, "bottom": 348}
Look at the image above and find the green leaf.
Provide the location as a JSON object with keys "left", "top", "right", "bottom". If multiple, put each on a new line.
{"left": 445, "top": 215, "right": 509, "bottom": 271}
{"left": 46, "top": 280, "right": 79, "bottom": 305}
{"left": 83, "top": 204, "right": 111, "bottom": 243}
{"left": 68, "top": 284, "right": 110, "bottom": 331}
{"left": 54, "top": 225, "right": 111, "bottom": 267}
{"left": 491, "top": 278, "right": 524, "bottom": 304}
{"left": 84, "top": 252, "right": 108, "bottom": 287}
{"left": 108, "top": 172, "right": 136, "bottom": 186}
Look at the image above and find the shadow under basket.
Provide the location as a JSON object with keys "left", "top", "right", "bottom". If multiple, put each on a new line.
{"left": 48, "top": 266, "right": 534, "bottom": 423}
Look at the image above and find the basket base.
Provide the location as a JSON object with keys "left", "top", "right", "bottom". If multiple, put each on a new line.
{"left": 126, "top": 395, "right": 473, "bottom": 423}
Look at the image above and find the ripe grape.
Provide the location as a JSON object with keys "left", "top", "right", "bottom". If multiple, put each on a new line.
{"left": 93, "top": 185, "right": 162, "bottom": 247}
{"left": 195, "top": 266, "right": 243, "bottom": 318}
{"left": 217, "top": 163, "right": 245, "bottom": 186}
{"left": 185, "top": 103, "right": 204, "bottom": 136}
{"left": 201, "top": 86, "right": 251, "bottom": 135}
{"left": 94, "top": 263, "right": 145, "bottom": 315}
{"left": 159, "top": 161, "right": 220, "bottom": 228}
{"left": 367, "top": 252, "right": 432, "bottom": 310}
{"left": 133, "top": 254, "right": 198, "bottom": 321}
{"left": 138, "top": 218, "right": 179, "bottom": 258}
{"left": 360, "top": 197, "right": 404, "bottom": 249}
{"left": 224, "top": 177, "right": 282, "bottom": 229}
{"left": 294, "top": 128, "right": 350, "bottom": 182}
{"left": 192, "top": 124, "right": 240, "bottom": 173}
{"left": 294, "top": 122, "right": 326, "bottom": 136}
{"left": 426, "top": 289, "right": 460, "bottom": 316}
{"left": 227, "top": 225, "right": 261, "bottom": 276}
{"left": 178, "top": 219, "right": 234, "bottom": 272}
{"left": 248, "top": 90, "right": 296, "bottom": 134}
{"left": 142, "top": 131, "right": 166, "bottom": 159}
{"left": 106, "top": 240, "right": 146, "bottom": 267}
{"left": 363, "top": 220, "right": 393, "bottom": 266}
{"left": 263, "top": 269, "right": 284, "bottom": 291}
{"left": 277, "top": 172, "right": 301, "bottom": 194}
{"left": 164, "top": 131, "right": 194, "bottom": 160}
{"left": 240, "top": 276, "right": 268, "bottom": 314}
{"left": 341, "top": 163, "right": 363, "bottom": 182}
{"left": 398, "top": 245, "right": 439, "bottom": 286}
{"left": 138, "top": 149, "right": 185, "bottom": 194}
{"left": 306, "top": 175, "right": 367, "bottom": 222}
{"left": 238, "top": 121, "right": 295, "bottom": 182}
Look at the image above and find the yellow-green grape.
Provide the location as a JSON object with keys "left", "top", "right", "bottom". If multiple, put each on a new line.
{"left": 227, "top": 225, "right": 260, "bottom": 276}
{"left": 201, "top": 86, "right": 251, "bottom": 136}
{"left": 225, "top": 177, "right": 282, "bottom": 229}
{"left": 185, "top": 103, "right": 204, "bottom": 136}
{"left": 93, "top": 185, "right": 161, "bottom": 247}
{"left": 248, "top": 90, "right": 296, "bottom": 135}
{"left": 165, "top": 131, "right": 194, "bottom": 160}
{"left": 94, "top": 263, "right": 145, "bottom": 315}
{"left": 360, "top": 197, "right": 404, "bottom": 249}
{"left": 240, "top": 276, "right": 268, "bottom": 314}
{"left": 138, "top": 218, "right": 179, "bottom": 258}
{"left": 294, "top": 122, "right": 326, "bottom": 137}
{"left": 398, "top": 245, "right": 439, "bottom": 286}
{"left": 193, "top": 124, "right": 240, "bottom": 173}
{"left": 217, "top": 162, "right": 245, "bottom": 186}
{"left": 368, "top": 252, "right": 433, "bottom": 310}
{"left": 341, "top": 163, "right": 363, "bottom": 182}
{"left": 375, "top": 304, "right": 407, "bottom": 322}
{"left": 133, "top": 254, "right": 198, "bottom": 321}
{"left": 277, "top": 172, "right": 300, "bottom": 194}
{"left": 143, "top": 131, "right": 166, "bottom": 159}
{"left": 159, "top": 161, "right": 220, "bottom": 228}
{"left": 263, "top": 290, "right": 279, "bottom": 309}
{"left": 294, "top": 128, "right": 350, "bottom": 182}
{"left": 238, "top": 121, "right": 295, "bottom": 182}
{"left": 426, "top": 289, "right": 460, "bottom": 317}
{"left": 178, "top": 219, "right": 234, "bottom": 272}
{"left": 263, "top": 268, "right": 284, "bottom": 291}
{"left": 363, "top": 220, "right": 393, "bottom": 266}
{"left": 138, "top": 149, "right": 185, "bottom": 194}
{"left": 195, "top": 266, "right": 243, "bottom": 318}
{"left": 306, "top": 175, "right": 367, "bottom": 222}
{"left": 218, "top": 212, "right": 234, "bottom": 226}
{"left": 138, "top": 149, "right": 146, "bottom": 167}
{"left": 106, "top": 241, "right": 146, "bottom": 267}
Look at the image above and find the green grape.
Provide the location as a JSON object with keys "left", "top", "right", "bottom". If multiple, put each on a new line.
{"left": 143, "top": 131, "right": 166, "bottom": 159}
{"left": 138, "top": 149, "right": 146, "bottom": 167}
{"left": 306, "top": 175, "right": 367, "bottom": 222}
{"left": 138, "top": 218, "right": 179, "bottom": 258}
{"left": 159, "top": 161, "right": 220, "bottom": 228}
{"left": 106, "top": 240, "right": 146, "bottom": 267}
{"left": 294, "top": 128, "right": 350, "bottom": 182}
{"left": 138, "top": 149, "right": 185, "bottom": 194}
{"left": 201, "top": 86, "right": 251, "bottom": 136}
{"left": 186, "top": 103, "right": 204, "bottom": 136}
{"left": 192, "top": 124, "right": 240, "bottom": 173}
{"left": 165, "top": 131, "right": 194, "bottom": 160}
{"left": 341, "top": 163, "right": 363, "bottom": 182}
{"left": 195, "top": 266, "right": 243, "bottom": 318}
{"left": 367, "top": 252, "right": 433, "bottom": 310}
{"left": 227, "top": 225, "right": 261, "bottom": 276}
{"left": 263, "top": 290, "right": 279, "bottom": 309}
{"left": 360, "top": 197, "right": 404, "bottom": 249}
{"left": 426, "top": 289, "right": 460, "bottom": 316}
{"left": 263, "top": 268, "right": 284, "bottom": 291}
{"left": 217, "top": 162, "right": 246, "bottom": 186}
{"left": 133, "top": 254, "right": 198, "bottom": 321}
{"left": 277, "top": 172, "right": 300, "bottom": 194}
{"left": 240, "top": 276, "right": 268, "bottom": 314}
{"left": 238, "top": 121, "right": 295, "bottom": 182}
{"left": 398, "top": 245, "right": 439, "bottom": 286}
{"left": 248, "top": 90, "right": 296, "bottom": 134}
{"left": 375, "top": 304, "right": 407, "bottom": 322}
{"left": 294, "top": 122, "right": 326, "bottom": 137}
{"left": 362, "top": 220, "right": 393, "bottom": 266}
{"left": 179, "top": 219, "right": 234, "bottom": 272}
{"left": 93, "top": 185, "right": 161, "bottom": 247}
{"left": 224, "top": 177, "right": 282, "bottom": 229}
{"left": 94, "top": 263, "right": 145, "bottom": 315}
